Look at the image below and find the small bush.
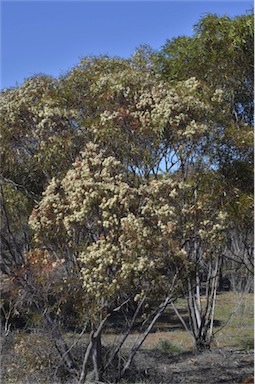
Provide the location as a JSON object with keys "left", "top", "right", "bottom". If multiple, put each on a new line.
{"left": 240, "top": 337, "right": 254, "bottom": 351}
{"left": 1, "top": 331, "right": 58, "bottom": 383}
{"left": 156, "top": 339, "right": 182, "bottom": 353}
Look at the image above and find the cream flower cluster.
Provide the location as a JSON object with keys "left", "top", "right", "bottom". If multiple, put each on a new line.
{"left": 29, "top": 143, "right": 193, "bottom": 303}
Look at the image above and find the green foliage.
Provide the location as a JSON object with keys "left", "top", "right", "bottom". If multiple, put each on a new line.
{"left": 60, "top": 55, "right": 224, "bottom": 178}
{"left": 156, "top": 339, "right": 182, "bottom": 353}
{"left": 157, "top": 12, "right": 254, "bottom": 124}
{"left": 156, "top": 11, "right": 254, "bottom": 231}
{"left": 0, "top": 182, "right": 32, "bottom": 271}
{"left": 0, "top": 75, "right": 84, "bottom": 195}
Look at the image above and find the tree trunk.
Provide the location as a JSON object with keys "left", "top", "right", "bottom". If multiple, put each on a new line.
{"left": 79, "top": 298, "right": 131, "bottom": 383}
{"left": 104, "top": 296, "right": 146, "bottom": 372}
{"left": 195, "top": 336, "right": 211, "bottom": 351}
{"left": 92, "top": 330, "right": 103, "bottom": 382}
{"left": 118, "top": 296, "right": 171, "bottom": 382}
{"left": 188, "top": 257, "right": 220, "bottom": 351}
{"left": 79, "top": 315, "right": 111, "bottom": 383}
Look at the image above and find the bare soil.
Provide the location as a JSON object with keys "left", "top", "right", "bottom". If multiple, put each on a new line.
{"left": 126, "top": 347, "right": 254, "bottom": 384}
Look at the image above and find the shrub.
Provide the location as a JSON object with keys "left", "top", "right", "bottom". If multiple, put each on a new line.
{"left": 1, "top": 331, "right": 58, "bottom": 383}
{"left": 156, "top": 339, "right": 182, "bottom": 353}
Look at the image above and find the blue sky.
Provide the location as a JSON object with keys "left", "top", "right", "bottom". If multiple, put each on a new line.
{"left": 1, "top": 1, "right": 252, "bottom": 89}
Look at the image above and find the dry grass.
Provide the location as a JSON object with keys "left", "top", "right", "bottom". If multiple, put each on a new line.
{"left": 1, "top": 292, "right": 253, "bottom": 383}
{"left": 213, "top": 292, "right": 254, "bottom": 349}
{"left": 99, "top": 292, "right": 254, "bottom": 352}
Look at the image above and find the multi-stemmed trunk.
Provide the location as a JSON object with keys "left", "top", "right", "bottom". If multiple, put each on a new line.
{"left": 187, "top": 256, "right": 220, "bottom": 351}
{"left": 79, "top": 323, "right": 105, "bottom": 384}
{"left": 171, "top": 254, "right": 220, "bottom": 351}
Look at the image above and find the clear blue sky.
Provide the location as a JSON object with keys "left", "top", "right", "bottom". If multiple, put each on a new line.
{"left": 1, "top": 1, "right": 252, "bottom": 90}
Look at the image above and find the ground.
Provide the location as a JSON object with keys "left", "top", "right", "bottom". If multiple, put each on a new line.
{"left": 1, "top": 292, "right": 253, "bottom": 383}
{"left": 128, "top": 347, "right": 254, "bottom": 384}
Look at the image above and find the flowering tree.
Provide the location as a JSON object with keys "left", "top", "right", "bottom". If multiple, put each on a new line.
{"left": 27, "top": 143, "right": 173, "bottom": 379}
{"left": 0, "top": 74, "right": 88, "bottom": 276}
{"left": 1, "top": 13, "right": 253, "bottom": 382}
{"left": 29, "top": 140, "right": 229, "bottom": 380}
{"left": 0, "top": 76, "right": 83, "bottom": 189}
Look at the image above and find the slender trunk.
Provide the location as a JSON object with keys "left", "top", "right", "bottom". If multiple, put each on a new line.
{"left": 118, "top": 296, "right": 171, "bottom": 382}
{"left": 194, "top": 284, "right": 201, "bottom": 329}
{"left": 92, "top": 330, "right": 103, "bottom": 382}
{"left": 79, "top": 329, "right": 103, "bottom": 383}
{"left": 104, "top": 296, "right": 146, "bottom": 372}
{"left": 205, "top": 257, "right": 219, "bottom": 340}
{"left": 195, "top": 257, "right": 220, "bottom": 351}
{"left": 171, "top": 302, "right": 195, "bottom": 343}
{"left": 187, "top": 279, "right": 199, "bottom": 337}
{"left": 79, "top": 299, "right": 130, "bottom": 384}
{"left": 209, "top": 273, "right": 218, "bottom": 340}
{"left": 79, "top": 321, "right": 107, "bottom": 384}
{"left": 79, "top": 331, "right": 94, "bottom": 384}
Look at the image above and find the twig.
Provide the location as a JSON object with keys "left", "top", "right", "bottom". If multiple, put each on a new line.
{"left": 170, "top": 302, "right": 195, "bottom": 342}
{"left": 53, "top": 320, "right": 89, "bottom": 380}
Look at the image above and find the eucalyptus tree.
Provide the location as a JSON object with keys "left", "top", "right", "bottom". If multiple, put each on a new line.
{"left": 157, "top": 12, "right": 254, "bottom": 124}
{"left": 156, "top": 12, "right": 254, "bottom": 214}
{"left": 1, "top": 12, "right": 253, "bottom": 382}
{"left": 155, "top": 10, "right": 254, "bottom": 340}
{"left": 29, "top": 142, "right": 228, "bottom": 380}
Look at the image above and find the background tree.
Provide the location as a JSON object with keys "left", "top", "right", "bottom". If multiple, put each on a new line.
{"left": 156, "top": 12, "right": 254, "bottom": 124}
{"left": 156, "top": 10, "right": 254, "bottom": 287}
{"left": 0, "top": 75, "right": 83, "bottom": 190}
{"left": 156, "top": 12, "right": 253, "bottom": 214}
{"left": 0, "top": 75, "right": 86, "bottom": 273}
